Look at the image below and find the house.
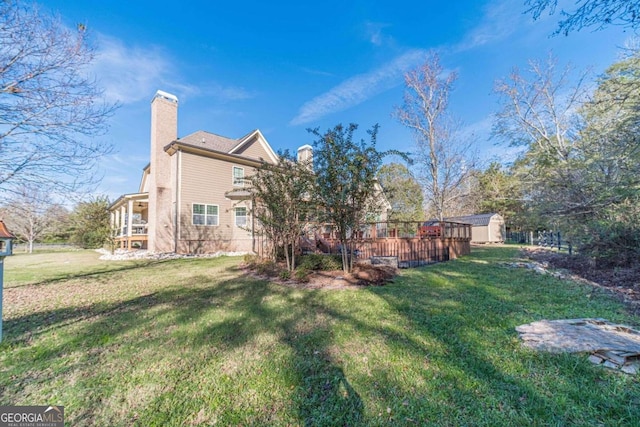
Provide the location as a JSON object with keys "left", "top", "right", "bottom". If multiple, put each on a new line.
{"left": 109, "top": 90, "right": 286, "bottom": 254}
{"left": 444, "top": 213, "right": 505, "bottom": 244}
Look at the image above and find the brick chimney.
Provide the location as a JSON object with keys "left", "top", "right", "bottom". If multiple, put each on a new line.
{"left": 148, "top": 90, "right": 178, "bottom": 253}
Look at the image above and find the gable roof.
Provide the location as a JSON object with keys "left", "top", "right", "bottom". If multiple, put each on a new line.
{"left": 165, "top": 129, "right": 279, "bottom": 164}
{"left": 444, "top": 213, "right": 502, "bottom": 226}
{"left": 175, "top": 130, "right": 239, "bottom": 152}
{"left": 229, "top": 129, "right": 279, "bottom": 163}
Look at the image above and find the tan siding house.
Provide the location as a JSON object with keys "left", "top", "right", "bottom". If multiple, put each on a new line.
{"left": 109, "top": 90, "right": 392, "bottom": 255}
{"left": 109, "top": 90, "right": 279, "bottom": 254}
{"left": 177, "top": 152, "right": 257, "bottom": 253}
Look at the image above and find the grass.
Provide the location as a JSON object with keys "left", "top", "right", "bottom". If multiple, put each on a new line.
{"left": 4, "top": 249, "right": 160, "bottom": 287}
{"left": 1, "top": 246, "right": 638, "bottom": 426}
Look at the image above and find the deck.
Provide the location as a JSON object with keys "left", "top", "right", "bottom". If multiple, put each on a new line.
{"left": 299, "top": 221, "right": 472, "bottom": 267}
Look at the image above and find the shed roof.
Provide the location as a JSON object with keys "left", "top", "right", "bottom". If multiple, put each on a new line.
{"left": 444, "top": 213, "right": 502, "bottom": 226}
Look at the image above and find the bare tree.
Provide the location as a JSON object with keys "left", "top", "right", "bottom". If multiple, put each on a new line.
{"left": 0, "top": 1, "right": 116, "bottom": 200}
{"left": 525, "top": 0, "right": 640, "bottom": 35}
{"left": 395, "top": 53, "right": 477, "bottom": 221}
{"left": 492, "top": 55, "right": 591, "bottom": 219}
{"left": 494, "top": 51, "right": 640, "bottom": 264}
{"left": 493, "top": 54, "right": 590, "bottom": 162}
{"left": 1, "top": 186, "right": 52, "bottom": 253}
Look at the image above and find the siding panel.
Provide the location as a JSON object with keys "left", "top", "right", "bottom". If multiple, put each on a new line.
{"left": 178, "top": 152, "right": 255, "bottom": 253}
{"left": 233, "top": 137, "right": 272, "bottom": 161}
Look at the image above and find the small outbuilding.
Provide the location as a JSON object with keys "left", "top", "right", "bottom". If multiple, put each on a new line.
{"left": 445, "top": 213, "right": 505, "bottom": 244}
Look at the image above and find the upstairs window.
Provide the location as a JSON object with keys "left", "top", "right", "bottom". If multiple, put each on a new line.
{"left": 193, "top": 203, "right": 219, "bottom": 226}
{"left": 233, "top": 166, "right": 244, "bottom": 187}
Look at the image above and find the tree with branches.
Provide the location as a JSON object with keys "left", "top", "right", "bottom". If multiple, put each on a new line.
{"left": 69, "top": 196, "right": 111, "bottom": 249}
{"left": 493, "top": 54, "right": 591, "bottom": 217}
{"left": 395, "top": 53, "right": 477, "bottom": 221}
{"left": 494, "top": 50, "right": 640, "bottom": 265}
{"left": 1, "top": 186, "right": 54, "bottom": 252}
{"left": 246, "top": 151, "right": 314, "bottom": 272}
{"left": 0, "top": 0, "right": 116, "bottom": 200}
{"left": 525, "top": 0, "right": 640, "bottom": 35}
{"left": 310, "top": 123, "right": 397, "bottom": 273}
{"left": 377, "top": 162, "right": 424, "bottom": 222}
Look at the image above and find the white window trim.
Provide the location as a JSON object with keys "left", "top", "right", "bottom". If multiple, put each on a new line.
{"left": 234, "top": 206, "right": 248, "bottom": 228}
{"left": 192, "top": 203, "right": 219, "bottom": 226}
{"left": 233, "top": 166, "right": 245, "bottom": 187}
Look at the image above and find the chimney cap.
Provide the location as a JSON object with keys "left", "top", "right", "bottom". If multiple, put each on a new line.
{"left": 153, "top": 90, "right": 178, "bottom": 104}
{"left": 297, "top": 144, "right": 313, "bottom": 151}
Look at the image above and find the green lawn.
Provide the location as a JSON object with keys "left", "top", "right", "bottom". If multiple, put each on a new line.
{"left": 1, "top": 247, "right": 638, "bottom": 426}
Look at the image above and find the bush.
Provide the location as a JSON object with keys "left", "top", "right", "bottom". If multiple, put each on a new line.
{"left": 243, "top": 255, "right": 284, "bottom": 277}
{"left": 279, "top": 270, "right": 291, "bottom": 280}
{"left": 256, "top": 260, "right": 281, "bottom": 277}
{"left": 297, "top": 254, "right": 342, "bottom": 271}
{"left": 243, "top": 254, "right": 261, "bottom": 268}
{"left": 575, "top": 199, "right": 640, "bottom": 267}
{"left": 294, "top": 267, "right": 311, "bottom": 282}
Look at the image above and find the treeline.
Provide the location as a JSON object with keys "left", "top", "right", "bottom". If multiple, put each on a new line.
{"left": 481, "top": 49, "right": 640, "bottom": 266}
{"left": 0, "top": 193, "right": 111, "bottom": 253}
{"left": 381, "top": 49, "right": 640, "bottom": 267}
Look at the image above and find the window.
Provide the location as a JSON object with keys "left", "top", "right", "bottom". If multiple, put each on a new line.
{"left": 235, "top": 207, "right": 248, "bottom": 227}
{"left": 192, "top": 203, "right": 219, "bottom": 226}
{"left": 233, "top": 166, "right": 244, "bottom": 187}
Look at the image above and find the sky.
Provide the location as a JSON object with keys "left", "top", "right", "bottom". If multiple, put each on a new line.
{"left": 37, "top": 0, "right": 635, "bottom": 201}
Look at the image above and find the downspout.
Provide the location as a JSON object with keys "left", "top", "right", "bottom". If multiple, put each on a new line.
{"left": 251, "top": 196, "right": 255, "bottom": 253}
{"left": 174, "top": 149, "right": 181, "bottom": 253}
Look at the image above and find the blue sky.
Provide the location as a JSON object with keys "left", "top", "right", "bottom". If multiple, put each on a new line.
{"left": 39, "top": 0, "right": 634, "bottom": 201}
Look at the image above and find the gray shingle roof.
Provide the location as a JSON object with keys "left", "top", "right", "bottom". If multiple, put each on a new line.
{"left": 444, "top": 213, "right": 501, "bottom": 226}
{"left": 176, "top": 130, "right": 240, "bottom": 153}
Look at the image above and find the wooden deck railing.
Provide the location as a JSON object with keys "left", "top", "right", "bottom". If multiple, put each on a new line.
{"left": 297, "top": 221, "right": 472, "bottom": 266}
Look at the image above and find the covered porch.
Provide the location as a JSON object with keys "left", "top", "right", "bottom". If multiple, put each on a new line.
{"left": 109, "top": 193, "right": 149, "bottom": 250}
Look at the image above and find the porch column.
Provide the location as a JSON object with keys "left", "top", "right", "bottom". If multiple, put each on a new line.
{"left": 120, "top": 206, "right": 126, "bottom": 248}
{"left": 127, "top": 199, "right": 134, "bottom": 238}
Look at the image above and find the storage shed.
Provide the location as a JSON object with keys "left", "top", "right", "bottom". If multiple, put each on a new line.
{"left": 445, "top": 213, "right": 505, "bottom": 244}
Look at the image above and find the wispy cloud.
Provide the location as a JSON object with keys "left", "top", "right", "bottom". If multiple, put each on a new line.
{"left": 452, "top": 0, "right": 525, "bottom": 53}
{"left": 290, "top": 49, "right": 428, "bottom": 126}
{"left": 300, "top": 67, "right": 335, "bottom": 77}
{"left": 92, "top": 35, "right": 252, "bottom": 105}
{"left": 105, "top": 154, "right": 149, "bottom": 168}
{"left": 364, "top": 21, "right": 392, "bottom": 46}
{"left": 206, "top": 84, "right": 254, "bottom": 101}
{"left": 92, "top": 35, "right": 178, "bottom": 104}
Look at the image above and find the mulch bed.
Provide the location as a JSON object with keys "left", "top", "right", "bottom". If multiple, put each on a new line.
{"left": 243, "top": 262, "right": 398, "bottom": 289}
{"left": 522, "top": 247, "right": 640, "bottom": 312}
